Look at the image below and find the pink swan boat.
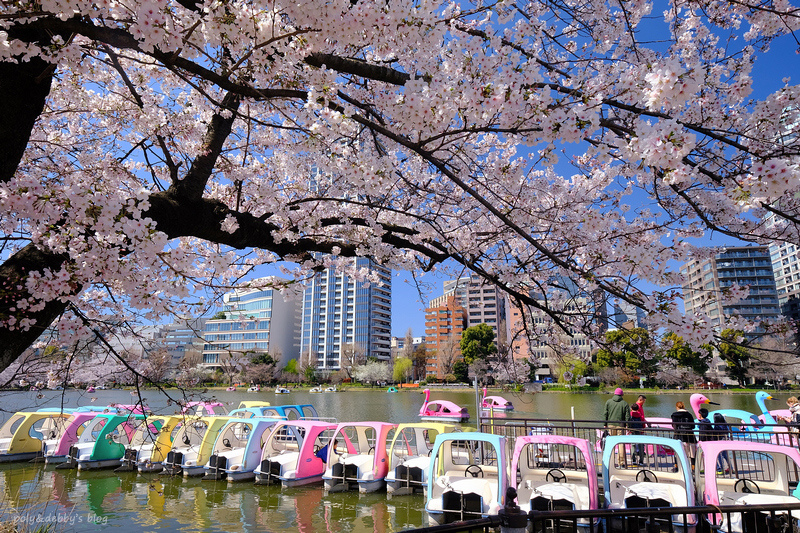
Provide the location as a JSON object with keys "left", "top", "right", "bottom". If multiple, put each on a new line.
{"left": 419, "top": 389, "right": 469, "bottom": 423}
{"left": 481, "top": 387, "right": 513, "bottom": 411}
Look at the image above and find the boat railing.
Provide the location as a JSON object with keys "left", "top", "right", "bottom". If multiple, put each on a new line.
{"left": 404, "top": 501, "right": 800, "bottom": 533}
{"left": 478, "top": 416, "right": 800, "bottom": 483}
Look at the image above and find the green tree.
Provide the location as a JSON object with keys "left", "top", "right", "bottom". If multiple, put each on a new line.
{"left": 717, "top": 329, "right": 751, "bottom": 387}
{"left": 453, "top": 360, "right": 469, "bottom": 383}
{"left": 595, "top": 328, "right": 658, "bottom": 379}
{"left": 250, "top": 353, "right": 276, "bottom": 366}
{"left": 459, "top": 324, "right": 497, "bottom": 364}
{"left": 211, "top": 311, "right": 227, "bottom": 320}
{"left": 284, "top": 359, "right": 298, "bottom": 376}
{"left": 662, "top": 332, "right": 712, "bottom": 376}
{"left": 555, "top": 355, "right": 590, "bottom": 384}
{"left": 304, "top": 364, "right": 316, "bottom": 383}
{"left": 393, "top": 357, "right": 413, "bottom": 383}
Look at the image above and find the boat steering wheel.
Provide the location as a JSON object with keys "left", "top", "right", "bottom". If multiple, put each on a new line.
{"left": 545, "top": 468, "right": 567, "bottom": 483}
{"left": 465, "top": 464, "right": 484, "bottom": 478}
{"left": 635, "top": 469, "right": 658, "bottom": 483}
{"left": 222, "top": 438, "right": 232, "bottom": 448}
{"left": 734, "top": 478, "right": 761, "bottom": 494}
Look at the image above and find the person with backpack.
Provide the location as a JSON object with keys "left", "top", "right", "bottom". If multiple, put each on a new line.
{"left": 671, "top": 400, "right": 697, "bottom": 467}
{"left": 697, "top": 408, "right": 713, "bottom": 442}
{"left": 711, "top": 412, "right": 732, "bottom": 474}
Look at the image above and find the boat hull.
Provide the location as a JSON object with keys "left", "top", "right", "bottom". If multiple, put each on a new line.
{"left": 182, "top": 465, "right": 206, "bottom": 477}
{"left": 419, "top": 415, "right": 468, "bottom": 424}
{"left": 0, "top": 452, "right": 40, "bottom": 463}
{"left": 138, "top": 461, "right": 164, "bottom": 473}
{"left": 78, "top": 459, "right": 125, "bottom": 470}
{"left": 358, "top": 479, "right": 385, "bottom": 494}
{"left": 225, "top": 470, "right": 255, "bottom": 482}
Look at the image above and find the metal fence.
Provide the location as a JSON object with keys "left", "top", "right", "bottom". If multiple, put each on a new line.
{"left": 478, "top": 415, "right": 800, "bottom": 482}
{"left": 405, "top": 502, "right": 800, "bottom": 533}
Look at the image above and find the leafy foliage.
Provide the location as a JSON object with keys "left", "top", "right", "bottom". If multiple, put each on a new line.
{"left": 596, "top": 328, "right": 658, "bottom": 378}
{"left": 459, "top": 324, "right": 497, "bottom": 364}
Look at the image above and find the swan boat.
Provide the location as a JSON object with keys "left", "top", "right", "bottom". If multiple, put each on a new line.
{"left": 481, "top": 387, "right": 513, "bottom": 411}
{"left": 385, "top": 422, "right": 461, "bottom": 495}
{"left": 603, "top": 435, "right": 697, "bottom": 532}
{"left": 202, "top": 417, "right": 281, "bottom": 482}
{"left": 425, "top": 432, "right": 510, "bottom": 526}
{"left": 419, "top": 389, "right": 470, "bottom": 423}
{"left": 321, "top": 421, "right": 396, "bottom": 494}
{"left": 254, "top": 420, "right": 338, "bottom": 487}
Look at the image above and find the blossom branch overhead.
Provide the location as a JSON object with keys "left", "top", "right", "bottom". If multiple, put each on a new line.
{"left": 0, "top": 0, "right": 797, "bottom": 370}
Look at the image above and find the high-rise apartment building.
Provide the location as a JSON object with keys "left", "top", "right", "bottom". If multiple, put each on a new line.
{"left": 424, "top": 294, "right": 468, "bottom": 379}
{"left": 681, "top": 246, "right": 780, "bottom": 335}
{"left": 442, "top": 274, "right": 507, "bottom": 344}
{"left": 769, "top": 241, "right": 800, "bottom": 327}
{"left": 202, "top": 277, "right": 301, "bottom": 369}
{"left": 300, "top": 258, "right": 392, "bottom": 371}
{"left": 507, "top": 282, "right": 599, "bottom": 380}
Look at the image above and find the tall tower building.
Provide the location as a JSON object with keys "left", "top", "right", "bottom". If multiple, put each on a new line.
{"left": 681, "top": 245, "right": 780, "bottom": 336}
{"left": 300, "top": 258, "right": 392, "bottom": 371}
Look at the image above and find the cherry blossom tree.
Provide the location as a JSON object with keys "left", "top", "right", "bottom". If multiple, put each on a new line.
{"left": 0, "top": 0, "right": 798, "bottom": 375}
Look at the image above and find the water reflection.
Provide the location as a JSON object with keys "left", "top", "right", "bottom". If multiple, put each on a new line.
{"left": 0, "top": 464, "right": 429, "bottom": 533}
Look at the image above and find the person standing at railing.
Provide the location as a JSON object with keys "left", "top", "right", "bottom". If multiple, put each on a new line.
{"left": 604, "top": 388, "right": 631, "bottom": 467}
{"left": 636, "top": 394, "right": 647, "bottom": 422}
{"left": 629, "top": 403, "right": 646, "bottom": 466}
{"left": 712, "top": 413, "right": 732, "bottom": 474}
{"left": 697, "top": 408, "right": 713, "bottom": 442}
{"left": 671, "top": 401, "right": 697, "bottom": 468}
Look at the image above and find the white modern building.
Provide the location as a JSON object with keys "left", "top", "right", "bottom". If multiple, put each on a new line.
{"left": 300, "top": 258, "right": 392, "bottom": 371}
{"left": 152, "top": 317, "right": 206, "bottom": 370}
{"left": 201, "top": 277, "right": 301, "bottom": 369}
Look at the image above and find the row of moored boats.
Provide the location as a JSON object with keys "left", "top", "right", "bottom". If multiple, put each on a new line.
{"left": 1, "top": 392, "right": 799, "bottom": 532}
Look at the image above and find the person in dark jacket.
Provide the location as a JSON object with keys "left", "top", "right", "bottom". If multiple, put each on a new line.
{"left": 712, "top": 413, "right": 732, "bottom": 474}
{"left": 697, "top": 408, "right": 713, "bottom": 442}
{"left": 671, "top": 401, "right": 697, "bottom": 466}
{"left": 604, "top": 388, "right": 631, "bottom": 467}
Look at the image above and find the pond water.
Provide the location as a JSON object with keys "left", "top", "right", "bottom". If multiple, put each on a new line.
{"left": 0, "top": 387, "right": 780, "bottom": 532}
